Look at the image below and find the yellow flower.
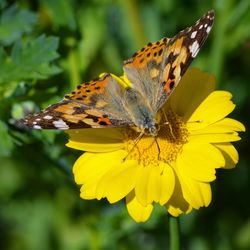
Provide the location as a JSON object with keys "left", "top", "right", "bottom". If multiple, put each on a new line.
{"left": 66, "top": 68, "right": 245, "bottom": 222}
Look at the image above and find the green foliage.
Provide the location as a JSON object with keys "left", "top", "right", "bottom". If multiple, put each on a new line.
{"left": 0, "top": 3, "right": 61, "bottom": 164}
{"left": 0, "top": 35, "right": 60, "bottom": 85}
{"left": 0, "top": 1, "right": 249, "bottom": 250}
{"left": 0, "top": 4, "right": 37, "bottom": 45}
{"left": 0, "top": 120, "right": 14, "bottom": 156}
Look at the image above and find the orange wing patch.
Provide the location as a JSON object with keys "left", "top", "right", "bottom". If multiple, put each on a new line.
{"left": 124, "top": 38, "right": 170, "bottom": 69}
{"left": 64, "top": 73, "right": 111, "bottom": 104}
{"left": 162, "top": 37, "right": 188, "bottom": 93}
{"left": 54, "top": 102, "right": 112, "bottom": 126}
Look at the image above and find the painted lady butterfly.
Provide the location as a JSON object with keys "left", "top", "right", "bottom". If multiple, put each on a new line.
{"left": 22, "top": 10, "right": 215, "bottom": 136}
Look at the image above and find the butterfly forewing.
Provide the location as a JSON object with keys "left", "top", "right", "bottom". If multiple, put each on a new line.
{"left": 22, "top": 74, "right": 133, "bottom": 129}
{"left": 123, "top": 10, "right": 215, "bottom": 112}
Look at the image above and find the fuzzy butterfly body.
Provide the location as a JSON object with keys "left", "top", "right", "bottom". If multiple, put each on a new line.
{"left": 22, "top": 10, "right": 215, "bottom": 136}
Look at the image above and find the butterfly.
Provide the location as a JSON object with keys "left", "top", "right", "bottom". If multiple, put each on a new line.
{"left": 21, "top": 10, "right": 215, "bottom": 136}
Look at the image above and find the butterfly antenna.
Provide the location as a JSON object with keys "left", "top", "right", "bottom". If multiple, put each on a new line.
{"left": 123, "top": 131, "right": 144, "bottom": 162}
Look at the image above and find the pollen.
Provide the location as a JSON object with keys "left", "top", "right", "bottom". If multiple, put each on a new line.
{"left": 123, "top": 109, "right": 188, "bottom": 166}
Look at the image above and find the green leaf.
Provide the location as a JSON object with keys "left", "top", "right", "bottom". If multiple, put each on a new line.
{"left": 0, "top": 4, "right": 37, "bottom": 45}
{"left": 0, "top": 35, "right": 61, "bottom": 87}
{"left": 0, "top": 120, "right": 14, "bottom": 157}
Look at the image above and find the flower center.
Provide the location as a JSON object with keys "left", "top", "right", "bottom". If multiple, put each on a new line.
{"left": 123, "top": 109, "right": 188, "bottom": 166}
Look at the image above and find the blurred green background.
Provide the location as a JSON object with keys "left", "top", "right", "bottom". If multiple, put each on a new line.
{"left": 0, "top": 0, "right": 249, "bottom": 249}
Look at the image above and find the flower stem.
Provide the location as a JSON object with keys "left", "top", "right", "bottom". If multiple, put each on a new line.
{"left": 169, "top": 216, "right": 180, "bottom": 250}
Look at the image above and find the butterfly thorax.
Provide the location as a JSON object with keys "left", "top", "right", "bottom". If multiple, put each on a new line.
{"left": 123, "top": 88, "right": 158, "bottom": 137}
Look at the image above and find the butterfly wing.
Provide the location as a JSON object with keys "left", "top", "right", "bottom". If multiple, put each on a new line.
{"left": 123, "top": 10, "right": 215, "bottom": 112}
{"left": 22, "top": 73, "right": 133, "bottom": 129}
{"left": 22, "top": 11, "right": 214, "bottom": 130}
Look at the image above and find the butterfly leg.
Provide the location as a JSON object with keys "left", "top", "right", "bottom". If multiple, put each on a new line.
{"left": 154, "top": 137, "right": 161, "bottom": 161}
{"left": 122, "top": 131, "right": 145, "bottom": 162}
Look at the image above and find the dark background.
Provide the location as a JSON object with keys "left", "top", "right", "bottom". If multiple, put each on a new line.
{"left": 0, "top": 0, "right": 249, "bottom": 249}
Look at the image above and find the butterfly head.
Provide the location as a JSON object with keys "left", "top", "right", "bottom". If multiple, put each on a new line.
{"left": 141, "top": 122, "right": 159, "bottom": 137}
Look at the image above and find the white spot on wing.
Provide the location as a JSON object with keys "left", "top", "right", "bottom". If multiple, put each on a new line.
{"left": 32, "top": 122, "right": 37, "bottom": 125}
{"left": 199, "top": 24, "right": 203, "bottom": 29}
{"left": 33, "top": 125, "right": 42, "bottom": 129}
{"left": 206, "top": 26, "right": 211, "bottom": 33}
{"left": 44, "top": 115, "right": 53, "bottom": 120}
{"left": 191, "top": 31, "right": 197, "bottom": 39}
{"left": 53, "top": 119, "right": 69, "bottom": 130}
{"left": 204, "top": 23, "right": 208, "bottom": 28}
{"left": 208, "top": 15, "right": 214, "bottom": 20}
{"left": 189, "top": 41, "right": 200, "bottom": 57}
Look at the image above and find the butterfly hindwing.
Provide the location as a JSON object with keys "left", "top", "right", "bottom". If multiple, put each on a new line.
{"left": 22, "top": 74, "right": 133, "bottom": 129}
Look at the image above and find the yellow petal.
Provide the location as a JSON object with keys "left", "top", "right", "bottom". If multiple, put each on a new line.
{"left": 167, "top": 205, "right": 192, "bottom": 217}
{"left": 134, "top": 165, "right": 169, "bottom": 206}
{"left": 143, "top": 166, "right": 161, "bottom": 204}
{"left": 188, "top": 118, "right": 246, "bottom": 132}
{"left": 188, "top": 117, "right": 244, "bottom": 142}
{"left": 188, "top": 132, "right": 242, "bottom": 143}
{"left": 74, "top": 151, "right": 126, "bottom": 200}
{"left": 66, "top": 128, "right": 124, "bottom": 152}
{"left": 170, "top": 68, "right": 215, "bottom": 120}
{"left": 158, "top": 164, "right": 175, "bottom": 205}
{"left": 165, "top": 175, "right": 191, "bottom": 216}
{"left": 126, "top": 191, "right": 153, "bottom": 222}
{"left": 178, "top": 143, "right": 225, "bottom": 181}
{"left": 135, "top": 165, "right": 153, "bottom": 206}
{"left": 135, "top": 164, "right": 175, "bottom": 206}
{"left": 180, "top": 174, "right": 212, "bottom": 209}
{"left": 214, "top": 143, "right": 239, "bottom": 169}
{"left": 73, "top": 153, "right": 94, "bottom": 183}
{"left": 96, "top": 159, "right": 138, "bottom": 203}
{"left": 167, "top": 206, "right": 182, "bottom": 217}
{"left": 80, "top": 179, "right": 100, "bottom": 200}
{"left": 187, "top": 91, "right": 235, "bottom": 129}
{"left": 73, "top": 150, "right": 125, "bottom": 185}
